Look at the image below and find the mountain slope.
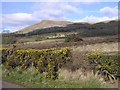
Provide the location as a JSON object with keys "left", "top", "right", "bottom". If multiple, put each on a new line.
{"left": 25, "top": 20, "right": 118, "bottom": 37}
{"left": 3, "top": 20, "right": 118, "bottom": 45}
{"left": 16, "top": 20, "right": 72, "bottom": 34}
{"left": 14, "top": 20, "right": 118, "bottom": 38}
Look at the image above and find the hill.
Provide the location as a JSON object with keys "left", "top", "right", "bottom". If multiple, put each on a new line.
{"left": 2, "top": 20, "right": 118, "bottom": 45}
{"left": 16, "top": 20, "right": 72, "bottom": 34}
{"left": 25, "top": 20, "right": 118, "bottom": 37}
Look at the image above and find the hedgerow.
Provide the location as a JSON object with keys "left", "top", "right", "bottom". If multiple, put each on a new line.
{"left": 86, "top": 52, "right": 118, "bottom": 81}
{"left": 1, "top": 47, "right": 118, "bottom": 81}
{"left": 1, "top": 48, "right": 71, "bottom": 79}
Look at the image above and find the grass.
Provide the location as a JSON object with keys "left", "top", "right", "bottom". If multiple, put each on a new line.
{"left": 2, "top": 65, "right": 103, "bottom": 88}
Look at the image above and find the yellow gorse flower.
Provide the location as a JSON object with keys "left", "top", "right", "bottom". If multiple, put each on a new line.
{"left": 2, "top": 47, "right": 71, "bottom": 79}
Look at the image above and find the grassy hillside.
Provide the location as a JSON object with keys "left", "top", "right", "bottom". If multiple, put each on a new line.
{"left": 79, "top": 20, "right": 118, "bottom": 37}
{"left": 2, "top": 20, "right": 118, "bottom": 45}
{"left": 16, "top": 20, "right": 72, "bottom": 34}
{"left": 24, "top": 20, "right": 118, "bottom": 37}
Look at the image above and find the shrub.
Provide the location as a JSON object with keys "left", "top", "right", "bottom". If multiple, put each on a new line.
{"left": 86, "top": 52, "right": 118, "bottom": 81}
{"left": 65, "top": 34, "right": 83, "bottom": 42}
{"left": 1, "top": 48, "right": 71, "bottom": 79}
{"left": 2, "top": 36, "right": 17, "bottom": 44}
{"left": 35, "top": 36, "right": 44, "bottom": 41}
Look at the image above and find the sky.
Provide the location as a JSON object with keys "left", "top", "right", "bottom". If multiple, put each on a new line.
{"left": 1, "top": 0, "right": 119, "bottom": 33}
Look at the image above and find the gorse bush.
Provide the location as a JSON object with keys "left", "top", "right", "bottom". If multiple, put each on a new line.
{"left": 1, "top": 48, "right": 71, "bottom": 79}
{"left": 87, "top": 52, "right": 118, "bottom": 81}
{"left": 1, "top": 47, "right": 118, "bottom": 82}
{"left": 65, "top": 34, "right": 83, "bottom": 42}
{"left": 2, "top": 36, "right": 17, "bottom": 44}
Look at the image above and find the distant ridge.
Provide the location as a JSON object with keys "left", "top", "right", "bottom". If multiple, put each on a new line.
{"left": 15, "top": 19, "right": 118, "bottom": 36}
{"left": 16, "top": 20, "right": 73, "bottom": 34}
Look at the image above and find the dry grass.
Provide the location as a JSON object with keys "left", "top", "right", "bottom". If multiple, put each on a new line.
{"left": 58, "top": 68, "right": 118, "bottom": 88}
{"left": 58, "top": 68, "right": 104, "bottom": 81}
{"left": 72, "top": 42, "right": 118, "bottom": 53}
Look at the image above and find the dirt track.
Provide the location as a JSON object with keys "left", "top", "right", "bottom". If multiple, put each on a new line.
{"left": 2, "top": 81, "right": 24, "bottom": 88}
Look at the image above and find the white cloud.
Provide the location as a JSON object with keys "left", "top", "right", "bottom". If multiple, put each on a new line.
{"left": 75, "top": 15, "right": 117, "bottom": 22}
{"left": 74, "top": 6, "right": 118, "bottom": 23}
{"left": 2, "top": 2, "right": 82, "bottom": 25}
{"left": 32, "top": 2, "right": 82, "bottom": 20}
{"left": 2, "top": 13, "right": 38, "bottom": 26}
{"left": 2, "top": 2, "right": 82, "bottom": 32}
{"left": 2, "top": 25, "right": 29, "bottom": 33}
{"left": 100, "top": 6, "right": 118, "bottom": 16}
{"left": 2, "top": 13, "right": 39, "bottom": 32}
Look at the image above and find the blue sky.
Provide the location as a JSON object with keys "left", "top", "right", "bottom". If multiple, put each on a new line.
{"left": 1, "top": 1, "right": 119, "bottom": 32}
